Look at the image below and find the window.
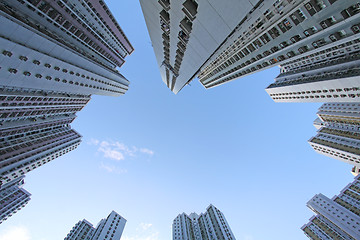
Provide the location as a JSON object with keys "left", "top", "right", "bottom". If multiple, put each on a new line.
{"left": 279, "top": 41, "right": 288, "bottom": 48}
{"left": 298, "top": 46, "right": 309, "bottom": 53}
{"left": 19, "top": 56, "right": 28, "bottom": 61}
{"left": 44, "top": 63, "right": 51, "bottom": 68}
{"left": 303, "top": 27, "right": 317, "bottom": 37}
{"left": 33, "top": 60, "right": 40, "bottom": 65}
{"left": 8, "top": 68, "right": 17, "bottom": 74}
{"left": 268, "top": 27, "right": 280, "bottom": 39}
{"left": 2, "top": 50, "right": 12, "bottom": 57}
{"left": 23, "top": 71, "right": 31, "bottom": 76}
{"left": 260, "top": 33, "right": 271, "bottom": 44}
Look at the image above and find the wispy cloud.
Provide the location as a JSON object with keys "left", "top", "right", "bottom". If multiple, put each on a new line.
{"left": 139, "top": 223, "right": 153, "bottom": 231}
{"left": 140, "top": 148, "right": 154, "bottom": 156}
{"left": 100, "top": 162, "right": 127, "bottom": 174}
{"left": 99, "top": 142, "right": 125, "bottom": 161}
{"left": 88, "top": 139, "right": 154, "bottom": 161}
{"left": 242, "top": 234, "right": 255, "bottom": 240}
{"left": 0, "top": 226, "right": 31, "bottom": 240}
{"left": 122, "top": 223, "right": 159, "bottom": 240}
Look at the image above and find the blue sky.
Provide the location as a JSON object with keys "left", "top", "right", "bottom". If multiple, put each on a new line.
{"left": 0, "top": 1, "right": 355, "bottom": 240}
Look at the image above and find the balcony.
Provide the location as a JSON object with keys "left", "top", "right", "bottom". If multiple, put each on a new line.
{"left": 182, "top": 0, "right": 198, "bottom": 21}
{"left": 178, "top": 30, "right": 189, "bottom": 45}
{"left": 341, "top": 3, "right": 360, "bottom": 19}
{"left": 176, "top": 49, "right": 184, "bottom": 57}
{"left": 320, "top": 18, "right": 335, "bottom": 29}
{"left": 160, "top": 10, "right": 170, "bottom": 24}
{"left": 161, "top": 19, "right": 170, "bottom": 35}
{"left": 268, "top": 67, "right": 360, "bottom": 89}
{"left": 329, "top": 32, "right": 344, "bottom": 42}
{"left": 177, "top": 42, "right": 186, "bottom": 52}
{"left": 158, "top": 0, "right": 170, "bottom": 11}
{"left": 180, "top": 18, "right": 192, "bottom": 35}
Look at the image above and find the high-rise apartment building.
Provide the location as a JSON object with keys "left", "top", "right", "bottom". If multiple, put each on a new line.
{"left": 0, "top": 0, "right": 133, "bottom": 96}
{"left": 64, "top": 219, "right": 95, "bottom": 240}
{"left": 139, "top": 0, "right": 255, "bottom": 94}
{"left": 173, "top": 204, "right": 236, "bottom": 240}
{"left": 302, "top": 175, "right": 360, "bottom": 239}
{"left": 141, "top": 0, "right": 360, "bottom": 96}
{"left": 65, "top": 210, "right": 126, "bottom": 240}
{"left": 0, "top": 0, "right": 133, "bottom": 224}
{"left": 0, "top": 176, "right": 31, "bottom": 224}
{"left": 308, "top": 102, "right": 360, "bottom": 174}
{"left": 0, "top": 88, "right": 85, "bottom": 186}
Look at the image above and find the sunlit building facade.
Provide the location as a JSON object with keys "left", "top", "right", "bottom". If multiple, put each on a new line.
{"left": 64, "top": 219, "right": 95, "bottom": 240}
{"left": 302, "top": 175, "right": 360, "bottom": 239}
{"left": 141, "top": 0, "right": 360, "bottom": 95}
{"left": 0, "top": 0, "right": 133, "bottom": 224}
{"left": 65, "top": 211, "right": 126, "bottom": 240}
{"left": 309, "top": 103, "right": 360, "bottom": 173}
{"left": 139, "top": 0, "right": 256, "bottom": 93}
{"left": 0, "top": 0, "right": 133, "bottom": 96}
{"left": 0, "top": 88, "right": 86, "bottom": 186}
{"left": 173, "top": 204, "right": 236, "bottom": 240}
{"left": 0, "top": 176, "right": 31, "bottom": 224}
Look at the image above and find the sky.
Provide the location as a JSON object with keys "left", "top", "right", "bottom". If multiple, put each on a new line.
{"left": 0, "top": 1, "right": 356, "bottom": 240}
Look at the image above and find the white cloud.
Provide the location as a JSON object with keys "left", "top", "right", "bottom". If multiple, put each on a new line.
{"left": 139, "top": 223, "right": 153, "bottom": 230}
{"left": 140, "top": 148, "right": 154, "bottom": 156}
{"left": 100, "top": 148, "right": 124, "bottom": 161}
{"left": 122, "top": 223, "right": 159, "bottom": 240}
{"left": 87, "top": 139, "right": 154, "bottom": 161}
{"left": 100, "top": 162, "right": 127, "bottom": 174}
{"left": 0, "top": 226, "right": 31, "bottom": 240}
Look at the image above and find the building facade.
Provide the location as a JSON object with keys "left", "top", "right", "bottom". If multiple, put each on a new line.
{"left": 139, "top": 0, "right": 256, "bottom": 94}
{"left": 302, "top": 175, "right": 360, "bottom": 239}
{"left": 0, "top": 88, "right": 85, "bottom": 186}
{"left": 0, "top": 176, "right": 31, "bottom": 224}
{"left": 141, "top": 0, "right": 360, "bottom": 97}
{"left": 65, "top": 211, "right": 126, "bottom": 240}
{"left": 308, "top": 103, "right": 360, "bottom": 173}
{"left": 173, "top": 204, "right": 236, "bottom": 240}
{"left": 0, "top": 0, "right": 133, "bottom": 224}
{"left": 0, "top": 0, "right": 133, "bottom": 97}
{"left": 64, "top": 219, "right": 95, "bottom": 240}
{"left": 200, "top": 0, "right": 360, "bottom": 89}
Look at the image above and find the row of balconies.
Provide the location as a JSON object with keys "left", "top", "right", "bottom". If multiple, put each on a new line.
{"left": 200, "top": 1, "right": 356, "bottom": 84}
{"left": 0, "top": 3, "right": 124, "bottom": 76}
{"left": 173, "top": 1, "right": 197, "bottom": 76}
{"left": 282, "top": 38, "right": 360, "bottom": 73}
{"left": 279, "top": 51, "right": 360, "bottom": 78}
{"left": 159, "top": 1, "right": 171, "bottom": 80}
{"left": 268, "top": 67, "right": 360, "bottom": 88}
